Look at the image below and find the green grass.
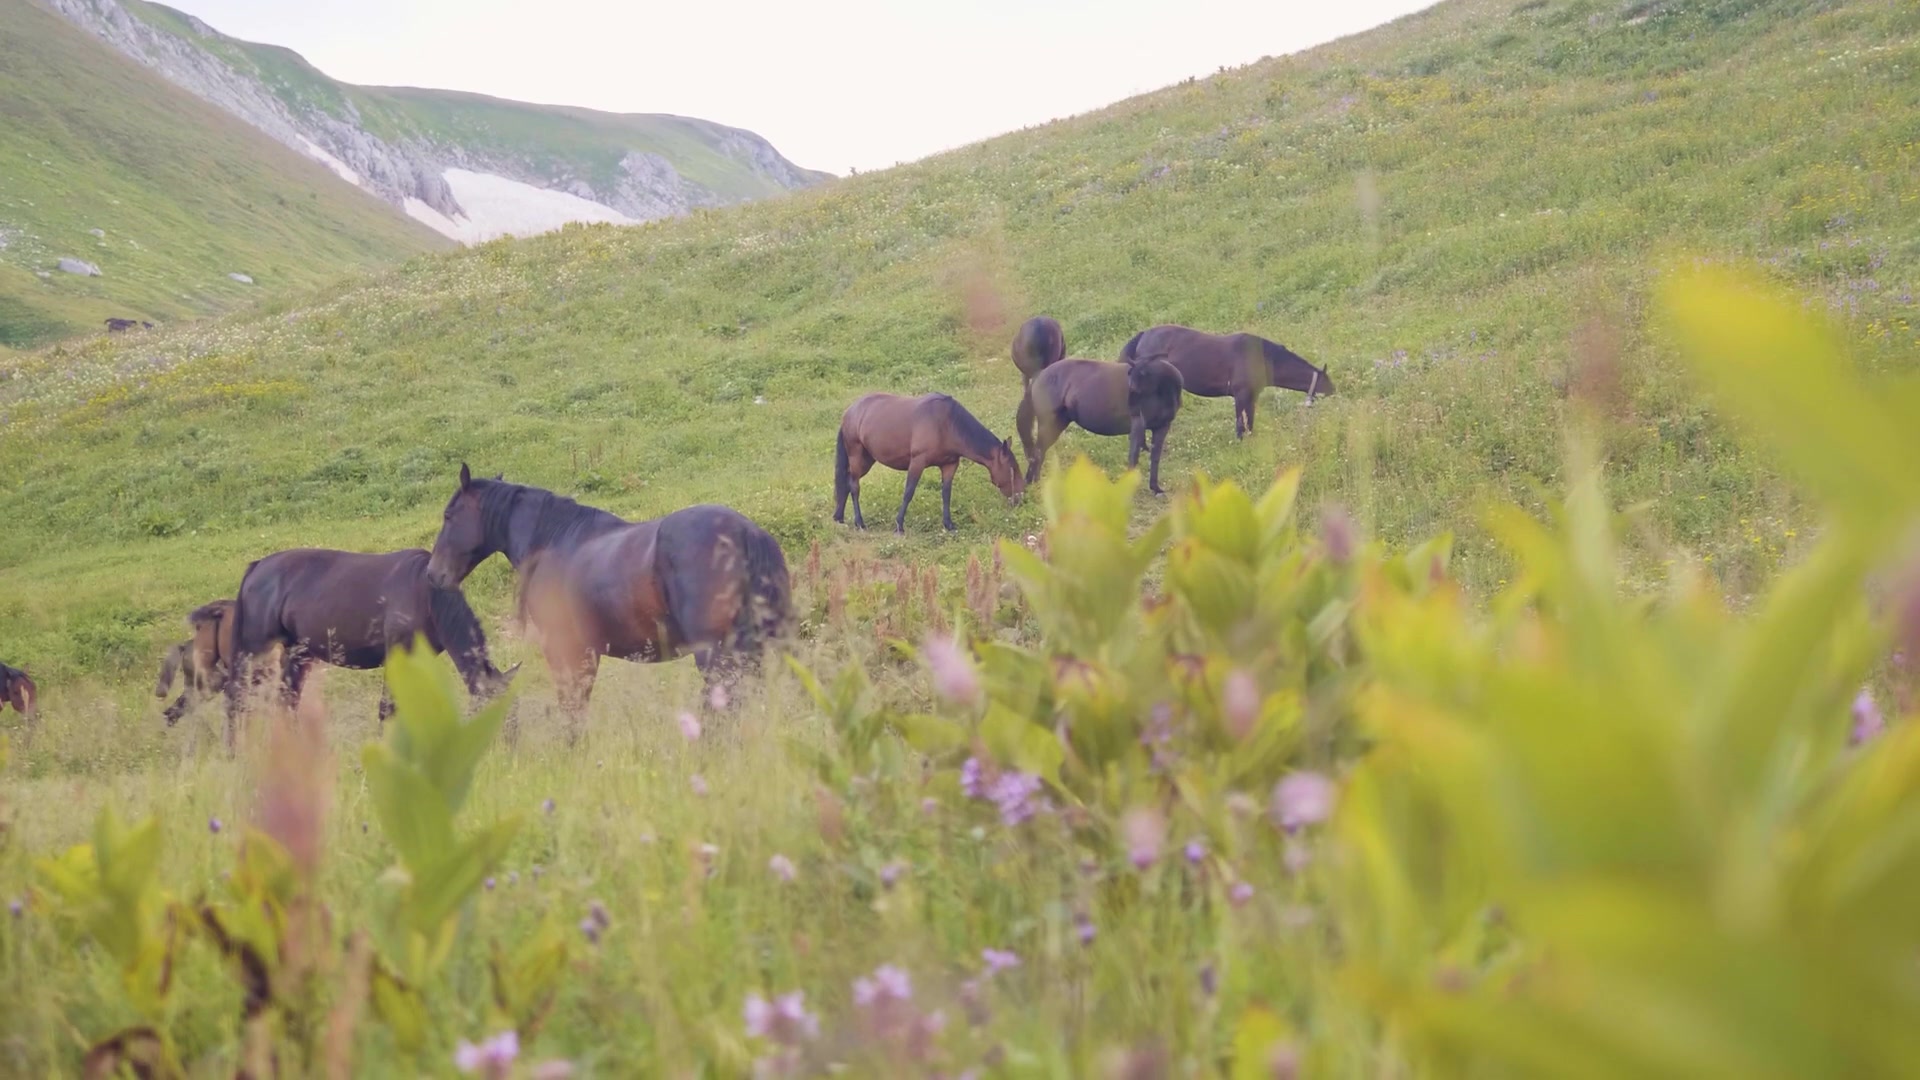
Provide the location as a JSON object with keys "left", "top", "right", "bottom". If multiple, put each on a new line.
{"left": 1, "top": 0, "right": 1919, "bottom": 1070}
{"left": 0, "top": 0, "right": 446, "bottom": 349}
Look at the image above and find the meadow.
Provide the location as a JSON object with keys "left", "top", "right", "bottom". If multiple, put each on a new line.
{"left": 4, "top": 0, "right": 1920, "bottom": 1074}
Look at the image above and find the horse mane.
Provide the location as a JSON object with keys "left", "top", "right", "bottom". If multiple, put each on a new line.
{"left": 934, "top": 395, "right": 1007, "bottom": 460}
{"left": 426, "top": 584, "right": 498, "bottom": 685}
{"left": 473, "top": 478, "right": 627, "bottom": 560}
{"left": 188, "top": 599, "right": 231, "bottom": 626}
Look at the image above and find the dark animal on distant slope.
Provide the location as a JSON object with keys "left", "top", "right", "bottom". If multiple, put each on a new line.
{"left": 1120, "top": 324, "right": 1333, "bottom": 439}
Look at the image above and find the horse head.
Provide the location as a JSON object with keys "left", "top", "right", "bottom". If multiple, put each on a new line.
{"left": 991, "top": 436, "right": 1027, "bottom": 504}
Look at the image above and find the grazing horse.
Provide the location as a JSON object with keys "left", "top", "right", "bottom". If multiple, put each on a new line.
{"left": 1024, "top": 357, "right": 1184, "bottom": 495}
{"left": 834, "top": 392, "right": 1025, "bottom": 533}
{"left": 105, "top": 317, "right": 138, "bottom": 333}
{"left": 155, "top": 599, "right": 235, "bottom": 725}
{"left": 1121, "top": 325, "right": 1334, "bottom": 439}
{"left": 424, "top": 465, "right": 792, "bottom": 724}
{"left": 1011, "top": 316, "right": 1066, "bottom": 468}
{"left": 1, "top": 661, "right": 36, "bottom": 721}
{"left": 224, "top": 548, "right": 517, "bottom": 742}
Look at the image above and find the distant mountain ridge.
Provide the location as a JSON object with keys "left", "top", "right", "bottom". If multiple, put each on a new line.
{"left": 45, "top": 0, "right": 833, "bottom": 243}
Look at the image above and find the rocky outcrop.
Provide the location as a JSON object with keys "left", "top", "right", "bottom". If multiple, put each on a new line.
{"left": 45, "top": 0, "right": 827, "bottom": 241}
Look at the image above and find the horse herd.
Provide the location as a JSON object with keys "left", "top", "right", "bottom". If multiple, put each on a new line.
{"left": 0, "top": 319, "right": 1331, "bottom": 740}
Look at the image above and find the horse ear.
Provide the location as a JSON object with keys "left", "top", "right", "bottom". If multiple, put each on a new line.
{"left": 493, "top": 472, "right": 504, "bottom": 481}
{"left": 459, "top": 462, "right": 473, "bottom": 489}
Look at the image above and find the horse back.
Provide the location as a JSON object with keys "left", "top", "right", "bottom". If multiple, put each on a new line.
{"left": 1012, "top": 316, "right": 1065, "bottom": 380}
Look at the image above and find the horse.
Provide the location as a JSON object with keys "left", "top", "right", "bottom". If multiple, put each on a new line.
{"left": 1011, "top": 316, "right": 1066, "bottom": 467}
{"left": 1120, "top": 325, "right": 1334, "bottom": 439}
{"left": 834, "top": 392, "right": 1025, "bottom": 533}
{"left": 155, "top": 599, "right": 235, "bottom": 725}
{"left": 223, "top": 548, "right": 518, "bottom": 744}
{"left": 424, "top": 465, "right": 792, "bottom": 726}
{"left": 105, "top": 317, "right": 138, "bottom": 333}
{"left": 1, "top": 661, "right": 36, "bottom": 721}
{"left": 1024, "top": 357, "right": 1184, "bottom": 495}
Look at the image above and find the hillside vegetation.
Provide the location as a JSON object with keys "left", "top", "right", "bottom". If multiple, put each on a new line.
{"left": 0, "top": 0, "right": 445, "bottom": 348}
{"left": 2, "top": 0, "right": 1918, "bottom": 688}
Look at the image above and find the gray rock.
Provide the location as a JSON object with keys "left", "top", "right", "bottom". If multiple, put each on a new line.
{"left": 228, "top": 272, "right": 254, "bottom": 284}
{"left": 89, "top": 228, "right": 105, "bottom": 238}
{"left": 58, "top": 257, "right": 102, "bottom": 276}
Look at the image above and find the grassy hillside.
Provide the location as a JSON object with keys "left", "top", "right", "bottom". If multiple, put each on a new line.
{"left": 0, "top": 0, "right": 446, "bottom": 348}
{"left": 2, "top": 0, "right": 1917, "bottom": 688}
{"left": 126, "top": 0, "right": 833, "bottom": 198}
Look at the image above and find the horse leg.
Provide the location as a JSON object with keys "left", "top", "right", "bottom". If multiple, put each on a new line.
{"left": 1242, "top": 392, "right": 1257, "bottom": 437}
{"left": 163, "top": 691, "right": 190, "bottom": 727}
{"left": 849, "top": 450, "right": 871, "bottom": 530}
{"left": 1148, "top": 424, "right": 1170, "bottom": 496}
{"left": 1016, "top": 387, "right": 1038, "bottom": 481}
{"left": 281, "top": 653, "right": 313, "bottom": 714}
{"left": 1234, "top": 393, "right": 1249, "bottom": 440}
{"left": 895, "top": 463, "right": 925, "bottom": 534}
{"left": 377, "top": 687, "right": 395, "bottom": 733}
{"left": 546, "top": 644, "right": 598, "bottom": 744}
{"left": 1128, "top": 415, "right": 1147, "bottom": 470}
{"left": 939, "top": 462, "right": 958, "bottom": 531}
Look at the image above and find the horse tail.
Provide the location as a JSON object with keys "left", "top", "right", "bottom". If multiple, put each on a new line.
{"left": 156, "top": 642, "right": 185, "bottom": 698}
{"left": 732, "top": 523, "right": 792, "bottom": 661}
{"left": 833, "top": 427, "right": 851, "bottom": 511}
{"left": 427, "top": 581, "right": 498, "bottom": 689}
{"left": 1120, "top": 330, "right": 1144, "bottom": 365}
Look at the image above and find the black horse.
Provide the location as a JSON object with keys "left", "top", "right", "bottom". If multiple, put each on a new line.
{"left": 1121, "top": 324, "right": 1333, "bottom": 439}
{"left": 224, "top": 548, "right": 517, "bottom": 748}
{"left": 425, "top": 466, "right": 791, "bottom": 726}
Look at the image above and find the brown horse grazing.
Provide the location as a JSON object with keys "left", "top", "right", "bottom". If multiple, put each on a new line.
{"left": 155, "top": 599, "right": 235, "bottom": 725}
{"left": 834, "top": 392, "right": 1026, "bottom": 533}
{"left": 1120, "top": 325, "right": 1334, "bottom": 439}
{"left": 1011, "top": 316, "right": 1066, "bottom": 465}
{"left": 1, "top": 661, "right": 36, "bottom": 721}
{"left": 1024, "top": 357, "right": 1185, "bottom": 495}
{"left": 425, "top": 465, "right": 792, "bottom": 724}
{"left": 224, "top": 548, "right": 517, "bottom": 743}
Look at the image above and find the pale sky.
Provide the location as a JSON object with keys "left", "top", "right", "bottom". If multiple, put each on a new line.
{"left": 166, "top": 0, "right": 1437, "bottom": 174}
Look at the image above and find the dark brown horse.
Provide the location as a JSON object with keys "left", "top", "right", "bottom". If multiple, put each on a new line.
{"left": 1121, "top": 325, "right": 1334, "bottom": 439}
{"left": 1011, "top": 316, "right": 1066, "bottom": 467}
{"left": 1, "top": 661, "right": 36, "bottom": 721}
{"left": 156, "top": 598, "right": 235, "bottom": 725}
{"left": 224, "top": 548, "right": 517, "bottom": 743}
{"left": 1024, "top": 357, "right": 1184, "bottom": 495}
{"left": 425, "top": 465, "right": 792, "bottom": 724}
{"left": 834, "top": 392, "right": 1025, "bottom": 533}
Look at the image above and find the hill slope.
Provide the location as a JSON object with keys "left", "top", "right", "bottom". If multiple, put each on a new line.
{"left": 2, "top": 0, "right": 1918, "bottom": 680}
{"left": 0, "top": 0, "right": 447, "bottom": 348}
{"left": 46, "top": 0, "right": 833, "bottom": 243}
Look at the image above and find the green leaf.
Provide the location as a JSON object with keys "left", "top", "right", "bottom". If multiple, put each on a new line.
{"left": 1230, "top": 1004, "right": 1296, "bottom": 1080}
{"left": 383, "top": 634, "right": 460, "bottom": 765}
{"left": 407, "top": 818, "right": 521, "bottom": 932}
{"left": 362, "top": 743, "right": 456, "bottom": 870}
{"left": 370, "top": 965, "right": 429, "bottom": 1051}
{"left": 892, "top": 713, "right": 969, "bottom": 757}
{"left": 419, "top": 688, "right": 514, "bottom": 817}
{"left": 1185, "top": 479, "right": 1261, "bottom": 565}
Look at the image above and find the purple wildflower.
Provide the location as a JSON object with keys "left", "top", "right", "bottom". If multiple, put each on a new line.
{"left": 1230, "top": 881, "right": 1255, "bottom": 907}
{"left": 1184, "top": 839, "right": 1207, "bottom": 865}
{"left": 880, "top": 859, "right": 908, "bottom": 888}
{"left": 678, "top": 711, "right": 703, "bottom": 741}
{"left": 745, "top": 990, "right": 820, "bottom": 1044}
{"left": 960, "top": 756, "right": 987, "bottom": 799}
{"left": 208, "top": 817, "right": 223, "bottom": 835}
{"left": 1851, "top": 688, "right": 1885, "bottom": 746}
{"left": 579, "top": 918, "right": 600, "bottom": 945}
{"left": 988, "top": 770, "right": 1046, "bottom": 825}
{"left": 484, "top": 876, "right": 496, "bottom": 891}
{"left": 1199, "top": 963, "right": 1217, "bottom": 996}
{"left": 588, "top": 900, "right": 610, "bottom": 930}
{"left": 1074, "top": 913, "right": 1096, "bottom": 946}
{"left": 982, "top": 948, "right": 1021, "bottom": 976}
{"left": 1271, "top": 772, "right": 1337, "bottom": 832}
{"left": 542, "top": 798, "right": 555, "bottom": 815}
{"left": 769, "top": 854, "right": 796, "bottom": 883}
{"left": 853, "top": 964, "right": 913, "bottom": 1007}
{"left": 532, "top": 864, "right": 544, "bottom": 880}
{"left": 920, "top": 796, "right": 939, "bottom": 815}
{"left": 924, "top": 633, "right": 981, "bottom": 706}
{"left": 1141, "top": 703, "right": 1177, "bottom": 773}
{"left": 7, "top": 898, "right": 22, "bottom": 919}
{"left": 454, "top": 1031, "right": 519, "bottom": 1076}
{"left": 690, "top": 773, "right": 709, "bottom": 796}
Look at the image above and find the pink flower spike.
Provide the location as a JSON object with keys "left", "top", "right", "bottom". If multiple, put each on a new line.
{"left": 690, "top": 773, "right": 709, "bottom": 796}
{"left": 769, "top": 854, "right": 796, "bottom": 882}
{"left": 923, "top": 633, "right": 981, "bottom": 706}
{"left": 1122, "top": 807, "right": 1166, "bottom": 870}
{"left": 1223, "top": 669, "right": 1260, "bottom": 740}
{"left": 678, "top": 711, "right": 703, "bottom": 741}
{"left": 1851, "top": 688, "right": 1885, "bottom": 746}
